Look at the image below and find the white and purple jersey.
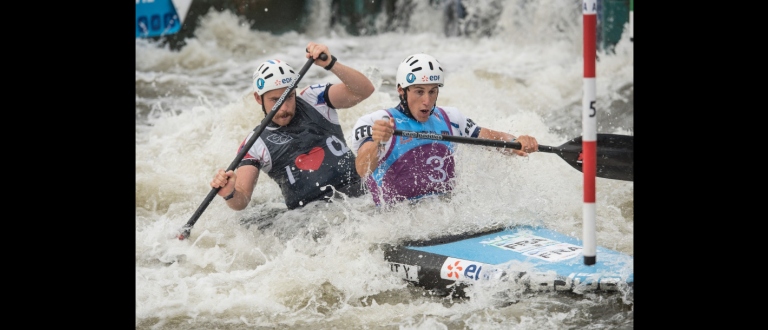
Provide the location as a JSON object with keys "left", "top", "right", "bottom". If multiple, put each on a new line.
{"left": 351, "top": 105, "right": 481, "bottom": 205}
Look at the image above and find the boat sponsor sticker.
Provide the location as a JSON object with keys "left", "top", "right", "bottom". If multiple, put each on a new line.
{"left": 389, "top": 262, "right": 419, "bottom": 282}
{"left": 480, "top": 232, "right": 582, "bottom": 262}
{"left": 435, "top": 258, "right": 621, "bottom": 290}
{"left": 439, "top": 258, "right": 502, "bottom": 282}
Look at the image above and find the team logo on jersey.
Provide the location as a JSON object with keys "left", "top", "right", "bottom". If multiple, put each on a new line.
{"left": 406, "top": 73, "right": 416, "bottom": 83}
{"left": 354, "top": 125, "right": 372, "bottom": 141}
{"left": 295, "top": 147, "right": 324, "bottom": 171}
{"left": 266, "top": 131, "right": 293, "bottom": 144}
{"left": 464, "top": 118, "right": 476, "bottom": 135}
{"left": 256, "top": 78, "right": 265, "bottom": 90}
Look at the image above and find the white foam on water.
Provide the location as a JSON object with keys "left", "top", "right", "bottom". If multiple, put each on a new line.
{"left": 136, "top": 1, "right": 633, "bottom": 328}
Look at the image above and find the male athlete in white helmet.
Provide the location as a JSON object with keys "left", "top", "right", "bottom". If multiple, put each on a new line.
{"left": 210, "top": 42, "right": 375, "bottom": 210}
{"left": 352, "top": 53, "right": 539, "bottom": 206}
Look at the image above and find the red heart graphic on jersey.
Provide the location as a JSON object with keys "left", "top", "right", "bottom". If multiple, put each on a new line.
{"left": 295, "top": 147, "right": 325, "bottom": 171}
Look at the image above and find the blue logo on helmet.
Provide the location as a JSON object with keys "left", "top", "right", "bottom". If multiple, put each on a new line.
{"left": 256, "top": 78, "right": 265, "bottom": 90}
{"left": 406, "top": 73, "right": 416, "bottom": 83}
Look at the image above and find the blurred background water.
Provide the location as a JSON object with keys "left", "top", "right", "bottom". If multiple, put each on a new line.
{"left": 136, "top": 0, "right": 633, "bottom": 328}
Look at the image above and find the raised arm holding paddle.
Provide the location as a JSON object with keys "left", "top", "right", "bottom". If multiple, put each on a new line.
{"left": 179, "top": 42, "right": 374, "bottom": 240}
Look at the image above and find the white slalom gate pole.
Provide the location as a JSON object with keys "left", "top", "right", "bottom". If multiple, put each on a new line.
{"left": 582, "top": 0, "right": 597, "bottom": 266}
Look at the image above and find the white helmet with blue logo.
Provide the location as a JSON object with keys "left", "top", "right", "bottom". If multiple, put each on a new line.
{"left": 396, "top": 53, "right": 444, "bottom": 89}
{"left": 253, "top": 59, "right": 298, "bottom": 96}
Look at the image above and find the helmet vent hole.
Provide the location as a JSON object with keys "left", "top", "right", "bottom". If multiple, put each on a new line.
{"left": 412, "top": 67, "right": 422, "bottom": 72}
{"left": 264, "top": 73, "right": 273, "bottom": 79}
{"left": 279, "top": 67, "right": 285, "bottom": 74}
{"left": 428, "top": 62, "right": 433, "bottom": 70}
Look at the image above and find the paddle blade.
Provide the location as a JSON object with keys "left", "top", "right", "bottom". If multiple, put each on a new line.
{"left": 551, "top": 134, "right": 633, "bottom": 181}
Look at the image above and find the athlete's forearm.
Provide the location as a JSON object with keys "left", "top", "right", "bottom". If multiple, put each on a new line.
{"left": 355, "top": 141, "right": 380, "bottom": 177}
{"left": 223, "top": 168, "right": 258, "bottom": 211}
{"left": 478, "top": 128, "right": 517, "bottom": 156}
{"left": 329, "top": 62, "right": 375, "bottom": 108}
{"left": 224, "top": 189, "right": 251, "bottom": 211}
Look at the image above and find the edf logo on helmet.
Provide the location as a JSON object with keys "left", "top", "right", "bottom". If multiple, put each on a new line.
{"left": 256, "top": 77, "right": 293, "bottom": 91}
{"left": 406, "top": 73, "right": 441, "bottom": 84}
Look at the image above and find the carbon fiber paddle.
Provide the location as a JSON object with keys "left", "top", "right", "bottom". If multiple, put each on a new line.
{"left": 392, "top": 130, "right": 633, "bottom": 181}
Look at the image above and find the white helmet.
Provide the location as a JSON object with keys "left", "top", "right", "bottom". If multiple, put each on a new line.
{"left": 396, "top": 54, "right": 444, "bottom": 89}
{"left": 252, "top": 59, "right": 298, "bottom": 96}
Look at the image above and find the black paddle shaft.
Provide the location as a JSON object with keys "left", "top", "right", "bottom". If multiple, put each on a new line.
{"left": 392, "top": 130, "right": 633, "bottom": 181}
{"left": 178, "top": 53, "right": 328, "bottom": 240}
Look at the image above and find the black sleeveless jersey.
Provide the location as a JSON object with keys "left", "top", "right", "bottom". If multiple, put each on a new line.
{"left": 238, "top": 86, "right": 363, "bottom": 209}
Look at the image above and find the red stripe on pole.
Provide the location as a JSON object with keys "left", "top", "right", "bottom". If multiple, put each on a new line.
{"left": 582, "top": 0, "right": 597, "bottom": 266}
{"left": 583, "top": 140, "right": 596, "bottom": 202}
{"left": 583, "top": 15, "right": 596, "bottom": 78}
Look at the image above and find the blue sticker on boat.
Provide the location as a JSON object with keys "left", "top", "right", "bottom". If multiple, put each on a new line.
{"left": 136, "top": 0, "right": 182, "bottom": 38}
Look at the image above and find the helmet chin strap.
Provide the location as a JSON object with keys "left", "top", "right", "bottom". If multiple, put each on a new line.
{"left": 397, "top": 87, "right": 435, "bottom": 119}
{"left": 397, "top": 90, "right": 412, "bottom": 119}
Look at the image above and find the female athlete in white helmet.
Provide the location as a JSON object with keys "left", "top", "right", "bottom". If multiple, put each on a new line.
{"left": 210, "top": 42, "right": 375, "bottom": 210}
{"left": 352, "top": 53, "right": 539, "bottom": 206}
